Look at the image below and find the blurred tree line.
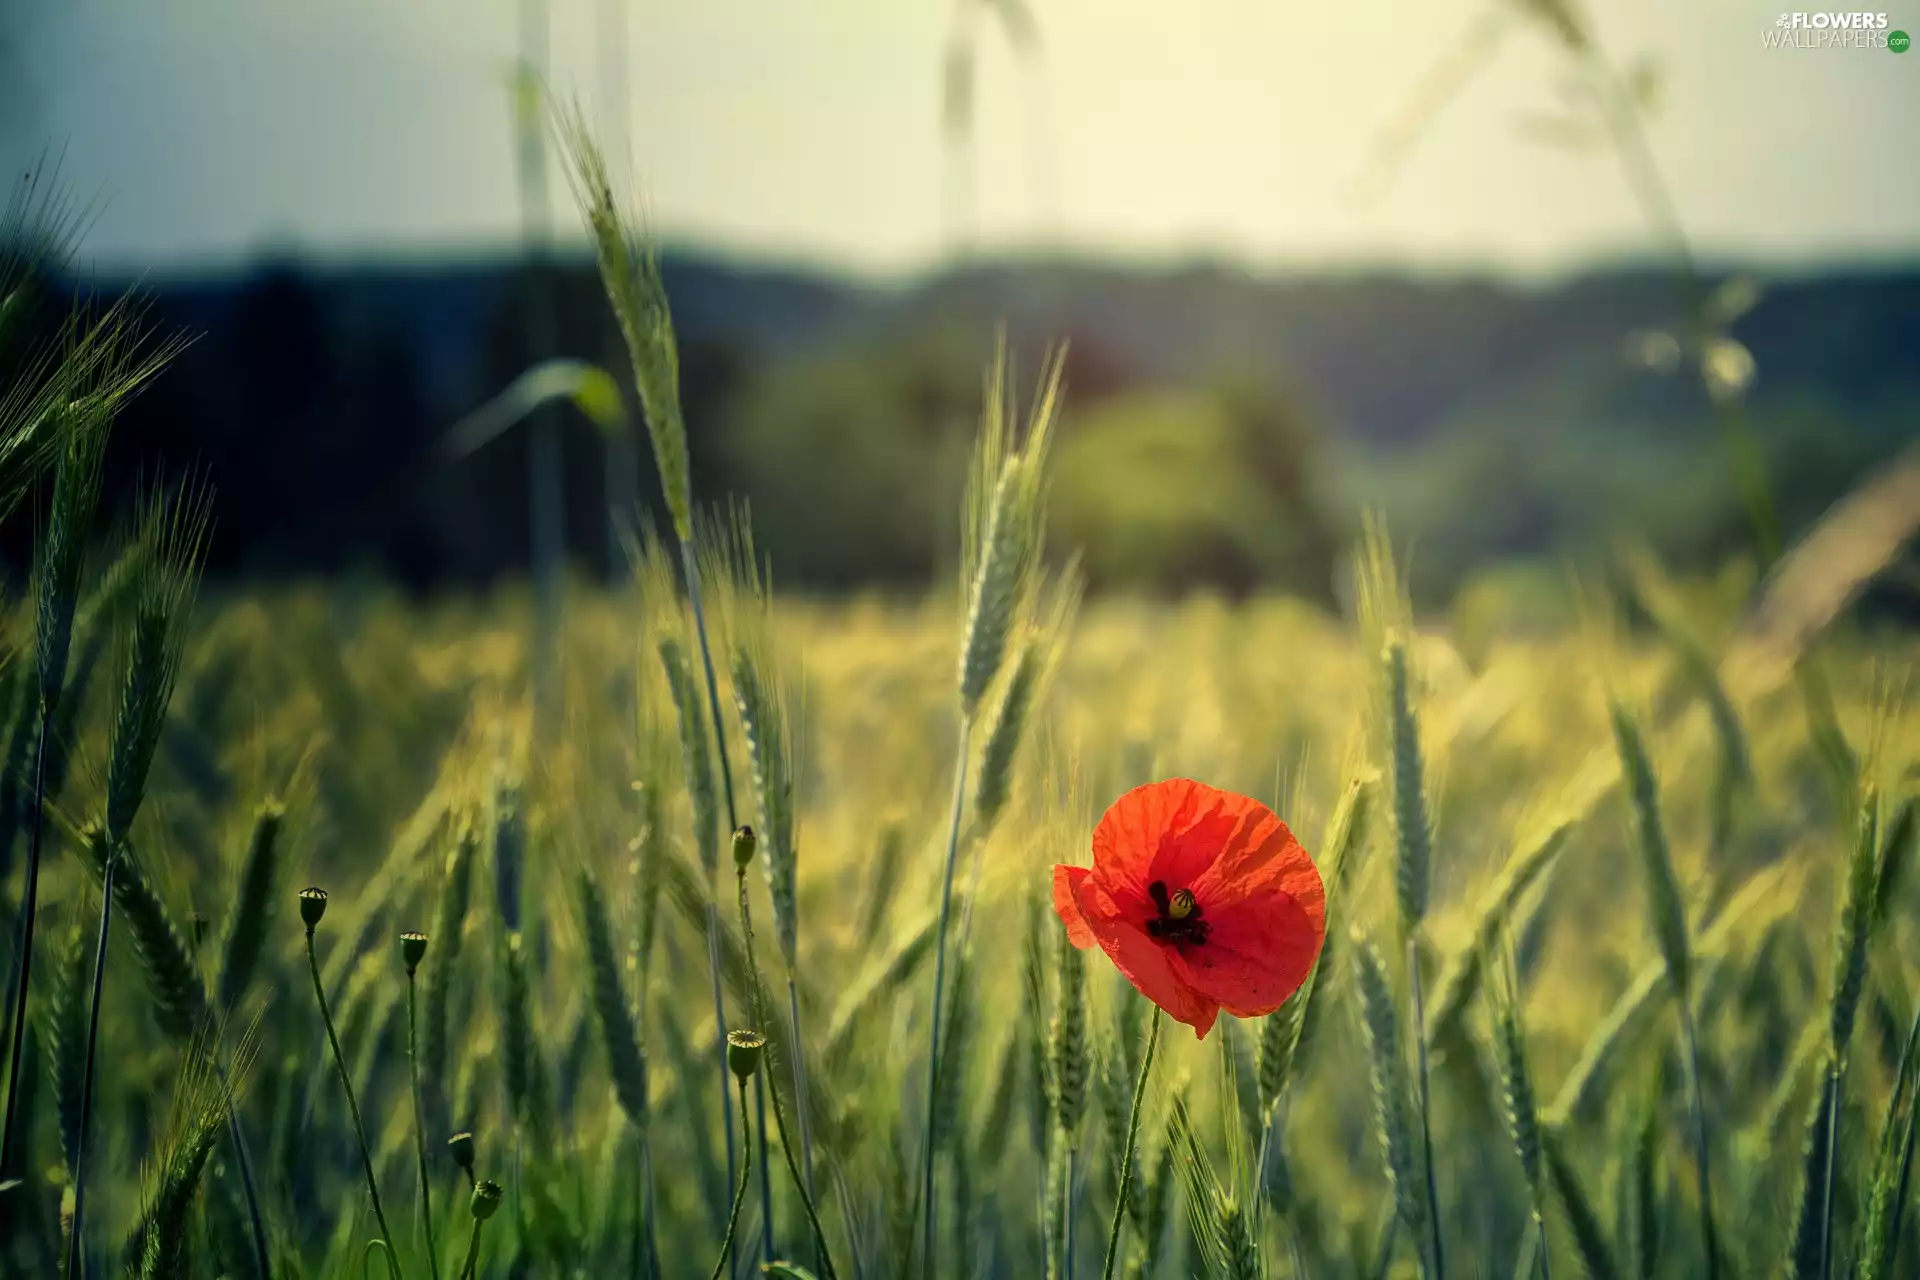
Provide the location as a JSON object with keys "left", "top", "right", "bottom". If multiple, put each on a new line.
{"left": 2, "top": 250, "right": 1913, "bottom": 607}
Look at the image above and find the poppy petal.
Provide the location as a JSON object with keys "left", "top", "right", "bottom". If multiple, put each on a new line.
{"left": 1189, "top": 809, "right": 1326, "bottom": 929}
{"left": 1067, "top": 873, "right": 1219, "bottom": 1037}
{"left": 1169, "top": 889, "right": 1323, "bottom": 1018}
{"left": 1091, "top": 778, "right": 1239, "bottom": 904}
{"left": 1052, "top": 865, "right": 1098, "bottom": 950}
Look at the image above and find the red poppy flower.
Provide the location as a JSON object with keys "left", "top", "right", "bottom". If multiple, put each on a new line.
{"left": 1052, "top": 778, "right": 1326, "bottom": 1039}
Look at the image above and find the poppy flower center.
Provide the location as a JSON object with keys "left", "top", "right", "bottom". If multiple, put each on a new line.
{"left": 1145, "top": 879, "right": 1211, "bottom": 947}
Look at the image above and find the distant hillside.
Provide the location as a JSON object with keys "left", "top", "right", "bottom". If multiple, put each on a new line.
{"left": 29, "top": 250, "right": 1920, "bottom": 599}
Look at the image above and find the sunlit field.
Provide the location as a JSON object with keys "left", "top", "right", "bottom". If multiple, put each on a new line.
{"left": 3, "top": 18, "right": 1920, "bottom": 1273}
{"left": 0, "top": 504, "right": 1915, "bottom": 1280}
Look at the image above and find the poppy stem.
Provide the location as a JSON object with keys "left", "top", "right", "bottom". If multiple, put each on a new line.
{"left": 684, "top": 539, "right": 744, "bottom": 1228}
{"left": 705, "top": 899, "right": 738, "bottom": 1227}
{"left": 406, "top": 969, "right": 440, "bottom": 1279}
{"left": 737, "top": 867, "right": 841, "bottom": 1280}
{"left": 1099, "top": 1005, "right": 1162, "bottom": 1280}
{"left": 307, "top": 922, "right": 405, "bottom": 1280}
{"left": 707, "top": 1077, "right": 756, "bottom": 1280}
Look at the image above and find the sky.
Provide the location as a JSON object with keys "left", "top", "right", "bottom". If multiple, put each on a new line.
{"left": 3, "top": 0, "right": 1918, "bottom": 278}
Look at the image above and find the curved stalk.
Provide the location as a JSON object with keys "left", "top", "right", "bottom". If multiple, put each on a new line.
{"left": 307, "top": 925, "right": 404, "bottom": 1280}
{"left": 683, "top": 541, "right": 743, "bottom": 1220}
{"left": 708, "top": 1078, "right": 756, "bottom": 1280}
{"left": 63, "top": 839, "right": 115, "bottom": 1280}
{"left": 1098, "top": 1007, "right": 1162, "bottom": 1280}
{"left": 739, "top": 866, "right": 841, "bottom": 1278}
{"left": 920, "top": 720, "right": 974, "bottom": 1276}
{"left": 1407, "top": 937, "right": 1446, "bottom": 1280}
{"left": 0, "top": 708, "right": 52, "bottom": 1176}
{"left": 217, "top": 1059, "right": 274, "bottom": 1280}
{"left": 1678, "top": 1007, "right": 1719, "bottom": 1280}
{"left": 407, "top": 971, "right": 440, "bottom": 1278}
{"left": 457, "top": 1216, "right": 488, "bottom": 1280}
{"left": 786, "top": 975, "right": 818, "bottom": 1203}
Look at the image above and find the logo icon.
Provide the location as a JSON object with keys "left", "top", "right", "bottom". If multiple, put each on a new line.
{"left": 1892, "top": 28, "right": 1912, "bottom": 49}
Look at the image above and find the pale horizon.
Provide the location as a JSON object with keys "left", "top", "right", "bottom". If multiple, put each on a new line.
{"left": 4, "top": 0, "right": 1917, "bottom": 280}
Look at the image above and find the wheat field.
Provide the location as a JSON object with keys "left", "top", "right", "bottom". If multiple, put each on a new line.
{"left": 0, "top": 541, "right": 1913, "bottom": 1278}
{"left": 2, "top": 125, "right": 1918, "bottom": 1280}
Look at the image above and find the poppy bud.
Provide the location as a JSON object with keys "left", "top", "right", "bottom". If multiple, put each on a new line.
{"left": 447, "top": 1131, "right": 475, "bottom": 1171}
{"left": 298, "top": 887, "right": 329, "bottom": 932}
{"left": 401, "top": 931, "right": 428, "bottom": 974}
{"left": 726, "top": 1029, "right": 765, "bottom": 1081}
{"left": 470, "top": 1178, "right": 504, "bottom": 1221}
{"left": 731, "top": 825, "right": 757, "bottom": 871}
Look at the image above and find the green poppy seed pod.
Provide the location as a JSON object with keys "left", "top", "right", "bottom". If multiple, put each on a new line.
{"left": 447, "top": 1131, "right": 475, "bottom": 1171}
{"left": 401, "top": 930, "right": 428, "bottom": 974}
{"left": 298, "top": 887, "right": 329, "bottom": 932}
{"left": 731, "top": 824, "right": 757, "bottom": 871}
{"left": 470, "top": 1178, "right": 504, "bottom": 1221}
{"left": 726, "top": 1029, "right": 765, "bottom": 1082}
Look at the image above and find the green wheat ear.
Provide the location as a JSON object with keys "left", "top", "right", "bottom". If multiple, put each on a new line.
{"left": 1609, "top": 697, "right": 1693, "bottom": 994}
{"left": 553, "top": 107, "right": 692, "bottom": 543}
{"left": 216, "top": 798, "right": 286, "bottom": 1012}
{"left": 499, "top": 928, "right": 553, "bottom": 1147}
{"left": 79, "top": 824, "right": 205, "bottom": 1041}
{"left": 35, "top": 406, "right": 107, "bottom": 708}
{"left": 658, "top": 633, "right": 720, "bottom": 880}
{"left": 0, "top": 172, "right": 183, "bottom": 526}
{"left": 1482, "top": 944, "right": 1548, "bottom": 1255}
{"left": 1170, "top": 1093, "right": 1260, "bottom": 1280}
{"left": 1351, "top": 932, "right": 1427, "bottom": 1268}
{"left": 39, "top": 904, "right": 91, "bottom": 1179}
{"left": 105, "top": 477, "right": 214, "bottom": 847}
{"left": 974, "top": 567, "right": 1082, "bottom": 835}
{"left": 957, "top": 341, "right": 1063, "bottom": 722}
{"left": 577, "top": 866, "right": 648, "bottom": 1125}
{"left": 703, "top": 507, "right": 801, "bottom": 968}
{"left": 123, "top": 1024, "right": 256, "bottom": 1278}
{"left": 423, "top": 814, "right": 478, "bottom": 1105}
{"left": 1261, "top": 767, "right": 1374, "bottom": 1120}
{"left": 1384, "top": 639, "right": 1432, "bottom": 932}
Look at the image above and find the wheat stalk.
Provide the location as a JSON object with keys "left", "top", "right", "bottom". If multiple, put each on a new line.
{"left": 1353, "top": 932, "right": 1430, "bottom": 1276}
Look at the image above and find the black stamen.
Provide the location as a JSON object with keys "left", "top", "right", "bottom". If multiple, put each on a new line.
{"left": 1146, "top": 881, "right": 1209, "bottom": 948}
{"left": 1147, "top": 880, "right": 1170, "bottom": 913}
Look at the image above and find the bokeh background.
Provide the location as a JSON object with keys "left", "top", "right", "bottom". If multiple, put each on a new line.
{"left": 2, "top": 0, "right": 1917, "bottom": 608}
{"left": 4, "top": 8, "right": 1920, "bottom": 1277}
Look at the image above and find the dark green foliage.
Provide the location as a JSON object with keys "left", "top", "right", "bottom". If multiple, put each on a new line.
{"left": 1545, "top": 1130, "right": 1622, "bottom": 1280}
{"left": 500, "top": 929, "right": 553, "bottom": 1147}
{"left": 104, "top": 482, "right": 212, "bottom": 846}
{"left": 424, "top": 818, "right": 478, "bottom": 1093}
{"left": 578, "top": 868, "right": 648, "bottom": 1125}
{"left": 126, "top": 1077, "right": 229, "bottom": 1280}
{"left": 35, "top": 405, "right": 109, "bottom": 707}
{"left": 0, "top": 652, "right": 35, "bottom": 867}
{"left": 80, "top": 827, "right": 206, "bottom": 1042}
{"left": 1387, "top": 641, "right": 1432, "bottom": 932}
{"left": 38, "top": 910, "right": 88, "bottom": 1177}
{"left": 216, "top": 800, "right": 285, "bottom": 1012}
{"left": 659, "top": 636, "right": 720, "bottom": 880}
